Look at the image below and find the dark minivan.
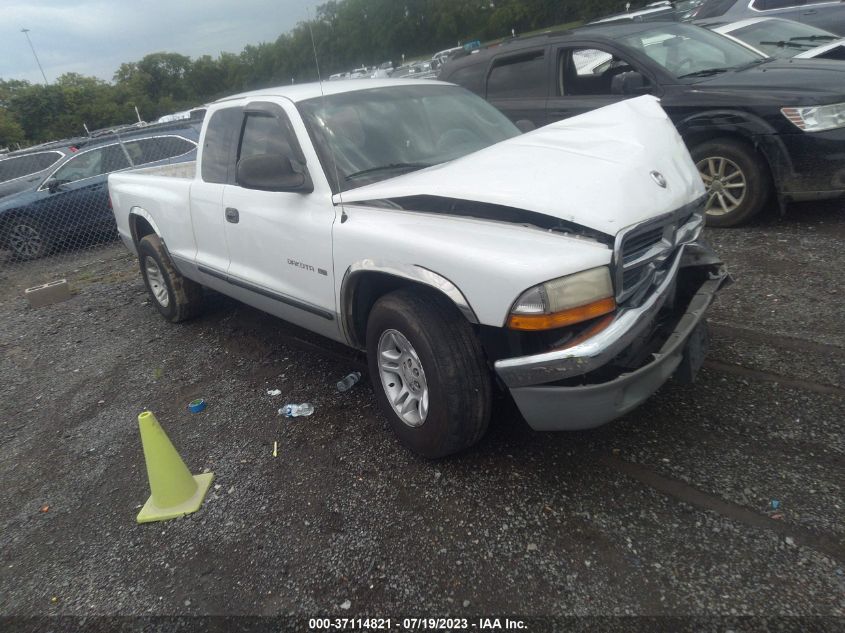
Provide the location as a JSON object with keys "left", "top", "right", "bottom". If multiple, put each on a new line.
{"left": 440, "top": 21, "right": 845, "bottom": 226}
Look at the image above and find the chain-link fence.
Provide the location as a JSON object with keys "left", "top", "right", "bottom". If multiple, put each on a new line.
{"left": 0, "top": 119, "right": 202, "bottom": 295}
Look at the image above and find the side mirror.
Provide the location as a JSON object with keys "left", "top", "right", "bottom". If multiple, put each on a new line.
{"left": 515, "top": 119, "right": 536, "bottom": 133}
{"left": 45, "top": 179, "right": 63, "bottom": 193}
{"left": 611, "top": 71, "right": 650, "bottom": 96}
{"left": 236, "top": 154, "right": 312, "bottom": 193}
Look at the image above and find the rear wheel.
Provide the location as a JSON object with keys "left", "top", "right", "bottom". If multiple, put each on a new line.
{"left": 366, "top": 288, "right": 491, "bottom": 459}
{"left": 7, "top": 217, "right": 50, "bottom": 260}
{"left": 691, "top": 138, "right": 771, "bottom": 228}
{"left": 138, "top": 234, "right": 203, "bottom": 322}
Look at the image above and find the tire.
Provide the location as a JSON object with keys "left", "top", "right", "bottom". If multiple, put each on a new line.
{"left": 366, "top": 288, "right": 491, "bottom": 459}
{"left": 691, "top": 138, "right": 772, "bottom": 228}
{"left": 138, "top": 234, "right": 203, "bottom": 323}
{"left": 6, "top": 217, "right": 50, "bottom": 261}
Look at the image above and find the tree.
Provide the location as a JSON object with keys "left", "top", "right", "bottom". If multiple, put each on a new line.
{"left": 0, "top": 108, "right": 25, "bottom": 148}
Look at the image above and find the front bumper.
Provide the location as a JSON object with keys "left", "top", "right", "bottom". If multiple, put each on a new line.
{"left": 494, "top": 241, "right": 729, "bottom": 431}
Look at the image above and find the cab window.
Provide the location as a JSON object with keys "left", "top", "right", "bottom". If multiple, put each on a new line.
{"left": 238, "top": 113, "right": 297, "bottom": 161}
{"left": 201, "top": 107, "right": 242, "bottom": 184}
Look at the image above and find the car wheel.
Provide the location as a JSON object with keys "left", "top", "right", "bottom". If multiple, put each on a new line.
{"left": 366, "top": 288, "right": 491, "bottom": 459}
{"left": 691, "top": 138, "right": 772, "bottom": 228}
{"left": 138, "top": 234, "right": 203, "bottom": 323}
{"left": 7, "top": 217, "right": 50, "bottom": 261}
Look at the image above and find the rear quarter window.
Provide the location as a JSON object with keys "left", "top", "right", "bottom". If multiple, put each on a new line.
{"left": 443, "top": 63, "right": 486, "bottom": 95}
{"left": 201, "top": 107, "right": 242, "bottom": 184}
{"left": 486, "top": 51, "right": 547, "bottom": 99}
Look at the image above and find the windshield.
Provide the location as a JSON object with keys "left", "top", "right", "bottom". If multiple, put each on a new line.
{"left": 727, "top": 20, "right": 838, "bottom": 58}
{"left": 621, "top": 22, "right": 764, "bottom": 78}
{"left": 297, "top": 84, "right": 520, "bottom": 193}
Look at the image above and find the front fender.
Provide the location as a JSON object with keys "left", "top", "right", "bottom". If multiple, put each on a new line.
{"left": 339, "top": 260, "right": 478, "bottom": 349}
{"left": 675, "top": 109, "right": 793, "bottom": 191}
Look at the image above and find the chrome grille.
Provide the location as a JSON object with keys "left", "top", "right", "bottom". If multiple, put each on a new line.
{"left": 614, "top": 197, "right": 705, "bottom": 305}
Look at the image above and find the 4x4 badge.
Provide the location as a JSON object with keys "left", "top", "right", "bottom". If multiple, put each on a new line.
{"left": 650, "top": 171, "right": 667, "bottom": 188}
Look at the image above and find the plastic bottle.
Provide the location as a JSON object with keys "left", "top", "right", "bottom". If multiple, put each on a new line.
{"left": 336, "top": 371, "right": 362, "bottom": 393}
{"left": 280, "top": 403, "right": 315, "bottom": 418}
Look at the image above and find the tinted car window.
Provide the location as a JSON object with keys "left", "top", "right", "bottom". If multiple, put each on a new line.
{"left": 51, "top": 145, "right": 130, "bottom": 184}
{"left": 486, "top": 51, "right": 547, "bottom": 99}
{"left": 560, "top": 48, "right": 644, "bottom": 96}
{"left": 123, "top": 136, "right": 195, "bottom": 166}
{"left": 202, "top": 107, "right": 242, "bottom": 184}
{"left": 0, "top": 151, "right": 64, "bottom": 183}
{"left": 443, "top": 63, "right": 486, "bottom": 95}
{"left": 238, "top": 114, "right": 296, "bottom": 161}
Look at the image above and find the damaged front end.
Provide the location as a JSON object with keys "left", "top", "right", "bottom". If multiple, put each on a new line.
{"left": 491, "top": 200, "right": 730, "bottom": 431}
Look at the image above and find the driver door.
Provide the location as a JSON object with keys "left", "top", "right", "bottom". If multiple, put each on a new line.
{"left": 222, "top": 101, "right": 339, "bottom": 338}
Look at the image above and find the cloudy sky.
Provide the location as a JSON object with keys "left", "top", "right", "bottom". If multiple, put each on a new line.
{"left": 1, "top": 0, "right": 325, "bottom": 84}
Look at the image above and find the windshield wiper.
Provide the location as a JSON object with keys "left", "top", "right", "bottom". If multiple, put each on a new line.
{"left": 759, "top": 39, "right": 813, "bottom": 49}
{"left": 677, "top": 67, "right": 730, "bottom": 78}
{"left": 345, "top": 162, "right": 432, "bottom": 181}
{"left": 790, "top": 35, "right": 837, "bottom": 42}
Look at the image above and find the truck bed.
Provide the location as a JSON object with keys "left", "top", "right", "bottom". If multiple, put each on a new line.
{"left": 108, "top": 161, "right": 197, "bottom": 257}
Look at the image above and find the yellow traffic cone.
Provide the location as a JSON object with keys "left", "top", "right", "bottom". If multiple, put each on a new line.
{"left": 136, "top": 411, "right": 214, "bottom": 524}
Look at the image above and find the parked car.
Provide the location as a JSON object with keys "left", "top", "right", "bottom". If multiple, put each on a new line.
{"left": 589, "top": 2, "right": 679, "bottom": 24}
{"left": 109, "top": 80, "right": 728, "bottom": 458}
{"left": 0, "top": 124, "right": 199, "bottom": 260}
{"left": 440, "top": 21, "right": 845, "bottom": 226}
{"left": 684, "top": 0, "right": 845, "bottom": 36}
{"left": 702, "top": 16, "right": 845, "bottom": 59}
{"left": 0, "top": 141, "right": 82, "bottom": 201}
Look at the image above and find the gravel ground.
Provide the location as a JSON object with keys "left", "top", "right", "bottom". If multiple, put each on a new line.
{"left": 1, "top": 201, "right": 843, "bottom": 632}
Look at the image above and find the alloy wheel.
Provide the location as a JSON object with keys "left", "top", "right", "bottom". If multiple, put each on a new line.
{"left": 377, "top": 329, "right": 430, "bottom": 428}
{"left": 697, "top": 156, "right": 747, "bottom": 217}
{"left": 8, "top": 223, "right": 43, "bottom": 259}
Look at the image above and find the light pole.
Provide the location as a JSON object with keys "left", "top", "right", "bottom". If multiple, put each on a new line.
{"left": 21, "top": 28, "right": 49, "bottom": 85}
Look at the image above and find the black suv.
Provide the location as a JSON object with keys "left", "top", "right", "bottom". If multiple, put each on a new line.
{"left": 441, "top": 21, "right": 845, "bottom": 226}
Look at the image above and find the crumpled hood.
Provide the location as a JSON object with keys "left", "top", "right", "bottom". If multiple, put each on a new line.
{"left": 336, "top": 95, "right": 704, "bottom": 236}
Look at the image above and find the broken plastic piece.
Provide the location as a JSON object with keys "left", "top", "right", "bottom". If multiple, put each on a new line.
{"left": 267, "top": 389, "right": 282, "bottom": 396}
{"left": 280, "top": 403, "right": 314, "bottom": 418}
{"left": 770, "top": 500, "right": 780, "bottom": 510}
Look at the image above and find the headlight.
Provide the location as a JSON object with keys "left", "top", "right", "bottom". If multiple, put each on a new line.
{"left": 507, "top": 267, "right": 616, "bottom": 331}
{"left": 781, "top": 103, "right": 845, "bottom": 132}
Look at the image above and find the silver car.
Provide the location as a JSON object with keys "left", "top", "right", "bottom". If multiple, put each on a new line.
{"left": 686, "top": 0, "right": 845, "bottom": 35}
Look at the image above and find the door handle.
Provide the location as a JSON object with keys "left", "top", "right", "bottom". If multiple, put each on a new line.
{"left": 225, "top": 207, "right": 239, "bottom": 224}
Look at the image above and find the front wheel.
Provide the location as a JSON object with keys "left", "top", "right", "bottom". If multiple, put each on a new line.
{"left": 366, "top": 288, "right": 491, "bottom": 459}
{"left": 138, "top": 234, "right": 203, "bottom": 322}
{"left": 691, "top": 138, "right": 772, "bottom": 228}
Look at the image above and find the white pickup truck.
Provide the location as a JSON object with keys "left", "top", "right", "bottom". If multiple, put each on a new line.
{"left": 109, "top": 79, "right": 729, "bottom": 458}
